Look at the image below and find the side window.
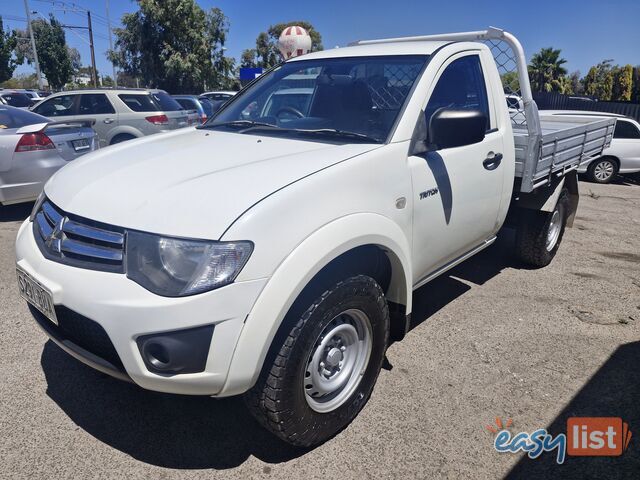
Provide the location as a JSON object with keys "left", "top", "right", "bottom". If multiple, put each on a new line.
{"left": 118, "top": 94, "right": 158, "bottom": 112}
{"left": 78, "top": 94, "right": 115, "bottom": 115}
{"left": 613, "top": 120, "right": 640, "bottom": 139}
{"left": 425, "top": 55, "right": 490, "bottom": 131}
{"left": 33, "top": 95, "right": 76, "bottom": 117}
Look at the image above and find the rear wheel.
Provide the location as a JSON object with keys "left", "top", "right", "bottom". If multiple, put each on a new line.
{"left": 515, "top": 189, "right": 570, "bottom": 268}
{"left": 110, "top": 134, "right": 136, "bottom": 145}
{"left": 587, "top": 157, "right": 618, "bottom": 184}
{"left": 245, "top": 275, "right": 389, "bottom": 447}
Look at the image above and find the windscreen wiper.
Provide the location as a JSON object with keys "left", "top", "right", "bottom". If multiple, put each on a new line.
{"left": 198, "top": 120, "right": 278, "bottom": 130}
{"left": 294, "top": 129, "right": 382, "bottom": 143}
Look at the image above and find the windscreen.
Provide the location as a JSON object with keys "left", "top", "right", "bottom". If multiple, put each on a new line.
{"left": 209, "top": 55, "right": 428, "bottom": 143}
{"left": 0, "top": 106, "right": 49, "bottom": 129}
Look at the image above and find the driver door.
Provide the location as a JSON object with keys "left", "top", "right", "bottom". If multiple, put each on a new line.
{"left": 409, "top": 51, "right": 506, "bottom": 284}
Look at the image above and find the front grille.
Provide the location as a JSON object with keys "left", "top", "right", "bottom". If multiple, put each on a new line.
{"left": 33, "top": 199, "right": 125, "bottom": 273}
{"left": 29, "top": 304, "right": 125, "bottom": 372}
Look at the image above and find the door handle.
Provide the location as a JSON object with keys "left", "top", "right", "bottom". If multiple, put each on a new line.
{"left": 103, "top": 118, "right": 115, "bottom": 124}
{"left": 483, "top": 152, "right": 503, "bottom": 171}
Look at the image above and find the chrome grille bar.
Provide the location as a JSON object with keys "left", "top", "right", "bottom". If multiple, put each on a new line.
{"left": 60, "top": 237, "right": 123, "bottom": 262}
{"left": 35, "top": 212, "right": 53, "bottom": 238}
{"left": 33, "top": 199, "right": 125, "bottom": 273}
{"left": 63, "top": 219, "right": 124, "bottom": 246}
{"left": 42, "top": 201, "right": 62, "bottom": 226}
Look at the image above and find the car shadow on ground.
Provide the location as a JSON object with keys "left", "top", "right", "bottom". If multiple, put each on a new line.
{"left": 408, "top": 230, "right": 528, "bottom": 334}
{"left": 0, "top": 202, "right": 33, "bottom": 223}
{"left": 505, "top": 341, "right": 640, "bottom": 479}
{"left": 40, "top": 232, "right": 528, "bottom": 470}
{"left": 40, "top": 342, "right": 308, "bottom": 469}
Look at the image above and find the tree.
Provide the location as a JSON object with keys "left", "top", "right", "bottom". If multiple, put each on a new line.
{"left": 528, "top": 47, "right": 568, "bottom": 93}
{"left": 500, "top": 71, "right": 519, "bottom": 94}
{"left": 68, "top": 47, "right": 81, "bottom": 74}
{"left": 633, "top": 67, "right": 640, "bottom": 103}
{"left": 0, "top": 17, "right": 19, "bottom": 83}
{"left": 14, "top": 16, "right": 73, "bottom": 89}
{"left": 583, "top": 60, "right": 614, "bottom": 100}
{"left": 568, "top": 71, "right": 584, "bottom": 95}
{"left": 611, "top": 64, "right": 633, "bottom": 101}
{"left": 0, "top": 73, "right": 38, "bottom": 89}
{"left": 109, "top": 0, "right": 236, "bottom": 93}
{"left": 253, "top": 21, "right": 323, "bottom": 69}
{"left": 240, "top": 49, "right": 257, "bottom": 68}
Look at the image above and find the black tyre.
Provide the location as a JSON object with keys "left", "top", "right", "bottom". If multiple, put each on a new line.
{"left": 245, "top": 275, "right": 389, "bottom": 447}
{"left": 586, "top": 157, "right": 618, "bottom": 184}
{"left": 515, "top": 189, "right": 570, "bottom": 268}
{"left": 110, "top": 134, "right": 136, "bottom": 145}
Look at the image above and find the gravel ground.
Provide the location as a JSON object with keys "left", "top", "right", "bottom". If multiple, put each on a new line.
{"left": 0, "top": 178, "right": 639, "bottom": 480}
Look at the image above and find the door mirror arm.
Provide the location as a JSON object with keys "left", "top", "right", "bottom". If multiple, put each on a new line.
{"left": 409, "top": 111, "right": 428, "bottom": 156}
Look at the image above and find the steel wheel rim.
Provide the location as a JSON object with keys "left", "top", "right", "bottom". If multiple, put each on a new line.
{"left": 594, "top": 160, "right": 614, "bottom": 181}
{"left": 546, "top": 209, "right": 562, "bottom": 251}
{"left": 304, "top": 308, "right": 373, "bottom": 413}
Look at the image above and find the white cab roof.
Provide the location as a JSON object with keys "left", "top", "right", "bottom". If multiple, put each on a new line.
{"left": 288, "top": 40, "right": 451, "bottom": 61}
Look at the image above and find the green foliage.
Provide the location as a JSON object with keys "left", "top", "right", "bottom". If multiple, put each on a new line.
{"left": 528, "top": 47, "right": 568, "bottom": 93}
{"left": 501, "top": 71, "right": 519, "bottom": 93}
{"left": 254, "top": 21, "right": 323, "bottom": 69}
{"left": 14, "top": 16, "right": 73, "bottom": 89}
{"left": 583, "top": 60, "right": 614, "bottom": 100}
{"left": 240, "top": 49, "right": 257, "bottom": 68}
{"left": 0, "top": 17, "right": 19, "bottom": 83}
{"left": 633, "top": 67, "right": 640, "bottom": 103}
{"left": 109, "top": 0, "right": 236, "bottom": 93}
{"left": 611, "top": 64, "right": 633, "bottom": 101}
{"left": 0, "top": 73, "right": 39, "bottom": 89}
{"left": 568, "top": 71, "right": 583, "bottom": 95}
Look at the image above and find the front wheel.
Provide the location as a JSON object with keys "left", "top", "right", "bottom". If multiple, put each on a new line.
{"left": 515, "top": 189, "right": 570, "bottom": 268}
{"left": 245, "top": 275, "right": 389, "bottom": 447}
{"left": 587, "top": 157, "right": 618, "bottom": 184}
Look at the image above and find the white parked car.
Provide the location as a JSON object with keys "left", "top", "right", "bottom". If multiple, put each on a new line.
{"left": 15, "top": 28, "right": 615, "bottom": 447}
{"left": 539, "top": 110, "right": 640, "bottom": 183}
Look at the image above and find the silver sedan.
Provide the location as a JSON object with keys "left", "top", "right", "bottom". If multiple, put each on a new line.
{"left": 0, "top": 106, "right": 98, "bottom": 206}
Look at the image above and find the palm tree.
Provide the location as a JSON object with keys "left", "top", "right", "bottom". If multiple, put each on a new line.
{"left": 528, "top": 48, "right": 568, "bottom": 93}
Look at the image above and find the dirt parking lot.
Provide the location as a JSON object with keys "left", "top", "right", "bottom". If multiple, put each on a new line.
{"left": 0, "top": 178, "right": 639, "bottom": 479}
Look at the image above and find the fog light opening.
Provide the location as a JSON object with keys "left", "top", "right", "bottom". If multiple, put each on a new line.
{"left": 144, "top": 342, "right": 171, "bottom": 370}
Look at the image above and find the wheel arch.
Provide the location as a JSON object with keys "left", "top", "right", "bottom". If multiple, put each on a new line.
{"left": 219, "top": 213, "right": 412, "bottom": 396}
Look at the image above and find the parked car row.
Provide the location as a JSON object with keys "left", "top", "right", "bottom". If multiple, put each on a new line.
{"left": 0, "top": 88, "right": 237, "bottom": 206}
{"left": 0, "top": 105, "right": 98, "bottom": 205}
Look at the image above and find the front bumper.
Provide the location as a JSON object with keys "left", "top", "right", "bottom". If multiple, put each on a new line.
{"left": 16, "top": 219, "right": 267, "bottom": 395}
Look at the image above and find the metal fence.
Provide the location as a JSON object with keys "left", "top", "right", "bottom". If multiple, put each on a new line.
{"left": 533, "top": 91, "right": 640, "bottom": 122}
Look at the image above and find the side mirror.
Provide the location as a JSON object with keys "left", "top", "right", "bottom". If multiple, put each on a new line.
{"left": 428, "top": 108, "right": 486, "bottom": 151}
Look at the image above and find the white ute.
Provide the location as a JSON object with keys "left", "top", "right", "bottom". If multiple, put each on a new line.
{"left": 15, "top": 28, "right": 615, "bottom": 447}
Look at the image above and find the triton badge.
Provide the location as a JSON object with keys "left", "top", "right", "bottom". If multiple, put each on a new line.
{"left": 419, "top": 188, "right": 439, "bottom": 200}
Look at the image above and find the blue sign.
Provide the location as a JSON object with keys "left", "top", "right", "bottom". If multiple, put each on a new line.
{"left": 239, "top": 67, "right": 264, "bottom": 81}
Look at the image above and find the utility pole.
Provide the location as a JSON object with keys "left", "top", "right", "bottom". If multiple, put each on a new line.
{"left": 87, "top": 11, "right": 98, "bottom": 87}
{"left": 105, "top": 0, "right": 117, "bottom": 87}
{"left": 23, "top": 0, "right": 44, "bottom": 90}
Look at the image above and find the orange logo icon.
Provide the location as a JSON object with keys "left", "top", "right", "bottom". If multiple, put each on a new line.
{"left": 567, "top": 417, "right": 632, "bottom": 456}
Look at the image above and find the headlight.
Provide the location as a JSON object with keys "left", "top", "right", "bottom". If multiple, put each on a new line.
{"left": 30, "top": 192, "right": 46, "bottom": 222}
{"left": 126, "top": 231, "right": 253, "bottom": 297}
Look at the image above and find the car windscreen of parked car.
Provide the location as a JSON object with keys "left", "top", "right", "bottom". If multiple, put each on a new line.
{"left": 207, "top": 55, "right": 429, "bottom": 143}
{"left": 119, "top": 92, "right": 183, "bottom": 112}
{"left": 614, "top": 120, "right": 640, "bottom": 139}
{"left": 1, "top": 92, "right": 33, "bottom": 108}
{"left": 0, "top": 106, "right": 50, "bottom": 129}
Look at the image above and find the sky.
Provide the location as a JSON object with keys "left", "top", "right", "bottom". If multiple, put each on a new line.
{"left": 3, "top": 0, "right": 640, "bottom": 80}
